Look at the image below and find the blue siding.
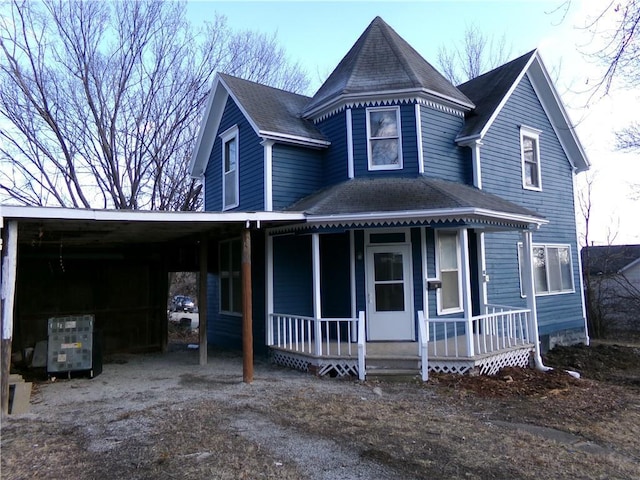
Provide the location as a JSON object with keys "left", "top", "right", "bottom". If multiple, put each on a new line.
{"left": 411, "top": 227, "right": 424, "bottom": 321}
{"left": 273, "top": 235, "right": 313, "bottom": 316}
{"left": 351, "top": 103, "right": 420, "bottom": 178}
{"left": 481, "top": 74, "right": 584, "bottom": 334}
{"left": 206, "top": 233, "right": 268, "bottom": 354}
{"left": 316, "top": 111, "right": 349, "bottom": 186}
{"left": 354, "top": 230, "right": 366, "bottom": 314}
{"left": 272, "top": 144, "right": 323, "bottom": 210}
{"left": 421, "top": 105, "right": 470, "bottom": 183}
{"left": 204, "top": 97, "right": 264, "bottom": 212}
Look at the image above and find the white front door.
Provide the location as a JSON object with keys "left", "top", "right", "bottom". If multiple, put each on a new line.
{"left": 366, "top": 244, "right": 414, "bottom": 341}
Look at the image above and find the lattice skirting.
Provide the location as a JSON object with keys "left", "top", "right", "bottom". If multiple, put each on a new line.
{"left": 271, "top": 350, "right": 359, "bottom": 378}
{"left": 272, "top": 346, "right": 532, "bottom": 378}
{"left": 427, "top": 347, "right": 532, "bottom": 376}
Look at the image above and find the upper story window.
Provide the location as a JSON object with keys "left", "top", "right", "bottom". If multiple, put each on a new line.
{"left": 518, "top": 243, "right": 574, "bottom": 296}
{"left": 520, "top": 126, "right": 542, "bottom": 191}
{"left": 220, "top": 125, "right": 239, "bottom": 210}
{"left": 366, "top": 106, "right": 402, "bottom": 170}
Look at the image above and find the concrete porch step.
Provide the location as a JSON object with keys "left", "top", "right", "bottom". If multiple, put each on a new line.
{"left": 365, "top": 368, "right": 421, "bottom": 382}
{"left": 366, "top": 355, "right": 420, "bottom": 371}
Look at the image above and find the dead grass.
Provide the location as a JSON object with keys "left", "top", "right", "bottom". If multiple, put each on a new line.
{"left": 2, "top": 343, "right": 640, "bottom": 479}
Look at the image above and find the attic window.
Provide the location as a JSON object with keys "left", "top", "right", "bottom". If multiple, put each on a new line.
{"left": 367, "top": 107, "right": 402, "bottom": 170}
{"left": 520, "top": 126, "right": 542, "bottom": 191}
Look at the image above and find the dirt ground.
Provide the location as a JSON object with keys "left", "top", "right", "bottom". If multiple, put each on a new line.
{"left": 2, "top": 338, "right": 640, "bottom": 480}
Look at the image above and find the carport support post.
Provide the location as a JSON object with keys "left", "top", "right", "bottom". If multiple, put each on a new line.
{"left": 1, "top": 221, "right": 18, "bottom": 416}
{"left": 199, "top": 235, "right": 208, "bottom": 365}
{"left": 242, "top": 227, "right": 253, "bottom": 383}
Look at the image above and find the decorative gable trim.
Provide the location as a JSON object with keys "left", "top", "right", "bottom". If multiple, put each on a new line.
{"left": 310, "top": 94, "right": 466, "bottom": 123}
{"left": 267, "top": 208, "right": 547, "bottom": 235}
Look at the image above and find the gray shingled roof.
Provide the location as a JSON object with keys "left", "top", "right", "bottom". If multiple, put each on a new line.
{"left": 219, "top": 73, "right": 328, "bottom": 143}
{"left": 582, "top": 245, "right": 640, "bottom": 275}
{"left": 287, "top": 176, "right": 543, "bottom": 219}
{"left": 456, "top": 50, "right": 536, "bottom": 140}
{"left": 303, "top": 17, "right": 474, "bottom": 116}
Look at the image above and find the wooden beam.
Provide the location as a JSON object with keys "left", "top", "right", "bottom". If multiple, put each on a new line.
{"left": 1, "top": 221, "right": 18, "bottom": 416}
{"left": 198, "top": 235, "right": 208, "bottom": 365}
{"left": 241, "top": 228, "right": 253, "bottom": 383}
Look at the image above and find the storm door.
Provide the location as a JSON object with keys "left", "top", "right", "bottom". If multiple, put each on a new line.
{"left": 365, "top": 245, "right": 414, "bottom": 341}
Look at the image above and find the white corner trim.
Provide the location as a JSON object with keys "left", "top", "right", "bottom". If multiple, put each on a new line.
{"left": 262, "top": 140, "right": 274, "bottom": 211}
{"left": 415, "top": 103, "right": 424, "bottom": 174}
{"left": 346, "top": 109, "right": 354, "bottom": 178}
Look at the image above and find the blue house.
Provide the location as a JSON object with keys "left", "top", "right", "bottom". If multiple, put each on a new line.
{"left": 189, "top": 17, "right": 590, "bottom": 379}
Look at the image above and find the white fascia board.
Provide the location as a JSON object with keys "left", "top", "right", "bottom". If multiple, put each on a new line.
{"left": 526, "top": 55, "right": 590, "bottom": 172}
{"left": 304, "top": 88, "right": 474, "bottom": 120}
{"left": 475, "top": 52, "right": 537, "bottom": 142}
{"left": 0, "top": 205, "right": 305, "bottom": 224}
{"left": 258, "top": 131, "right": 330, "bottom": 148}
{"left": 189, "top": 75, "right": 229, "bottom": 179}
{"left": 305, "top": 207, "right": 548, "bottom": 227}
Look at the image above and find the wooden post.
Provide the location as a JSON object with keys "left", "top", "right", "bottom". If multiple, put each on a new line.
{"left": 1, "top": 221, "right": 18, "bottom": 416}
{"left": 241, "top": 228, "right": 253, "bottom": 383}
{"left": 198, "top": 235, "right": 208, "bottom": 365}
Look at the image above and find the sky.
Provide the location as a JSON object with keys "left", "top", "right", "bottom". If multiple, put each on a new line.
{"left": 186, "top": 0, "right": 639, "bottom": 246}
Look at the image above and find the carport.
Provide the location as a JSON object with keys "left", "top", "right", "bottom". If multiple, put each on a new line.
{"left": 0, "top": 205, "right": 305, "bottom": 414}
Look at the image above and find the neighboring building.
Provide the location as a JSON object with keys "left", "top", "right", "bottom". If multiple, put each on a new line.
{"left": 189, "top": 17, "right": 590, "bottom": 379}
{"left": 582, "top": 245, "right": 640, "bottom": 335}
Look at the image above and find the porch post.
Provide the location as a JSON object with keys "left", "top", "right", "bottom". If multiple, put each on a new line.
{"left": 460, "top": 228, "right": 475, "bottom": 357}
{"left": 266, "top": 234, "right": 274, "bottom": 345}
{"left": 198, "top": 234, "right": 208, "bottom": 366}
{"left": 312, "top": 233, "right": 322, "bottom": 356}
{"left": 1, "top": 221, "right": 18, "bottom": 416}
{"left": 521, "top": 230, "right": 543, "bottom": 363}
{"left": 242, "top": 227, "right": 254, "bottom": 383}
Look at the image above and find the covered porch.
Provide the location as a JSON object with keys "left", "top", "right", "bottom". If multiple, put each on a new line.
{"left": 265, "top": 177, "right": 548, "bottom": 380}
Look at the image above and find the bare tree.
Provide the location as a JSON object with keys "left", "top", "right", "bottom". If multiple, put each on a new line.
{"left": 0, "top": 0, "right": 309, "bottom": 210}
{"left": 437, "top": 24, "right": 512, "bottom": 85}
{"left": 573, "top": 0, "right": 640, "bottom": 151}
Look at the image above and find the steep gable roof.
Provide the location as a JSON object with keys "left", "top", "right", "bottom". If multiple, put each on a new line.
{"left": 189, "top": 74, "right": 329, "bottom": 178}
{"left": 457, "top": 50, "right": 536, "bottom": 140}
{"left": 582, "top": 245, "right": 640, "bottom": 275}
{"left": 455, "top": 50, "right": 589, "bottom": 172}
{"left": 303, "top": 16, "right": 474, "bottom": 118}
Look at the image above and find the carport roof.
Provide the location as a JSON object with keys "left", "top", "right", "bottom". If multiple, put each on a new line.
{"left": 0, "top": 206, "right": 306, "bottom": 247}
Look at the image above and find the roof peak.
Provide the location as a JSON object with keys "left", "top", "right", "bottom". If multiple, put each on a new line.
{"left": 303, "top": 16, "right": 473, "bottom": 117}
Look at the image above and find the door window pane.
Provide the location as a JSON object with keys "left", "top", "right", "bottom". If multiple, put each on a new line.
{"left": 375, "top": 284, "right": 405, "bottom": 311}
{"left": 441, "top": 271, "right": 460, "bottom": 310}
{"left": 374, "top": 252, "right": 404, "bottom": 281}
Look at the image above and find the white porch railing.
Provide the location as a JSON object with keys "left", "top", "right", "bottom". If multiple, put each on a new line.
{"left": 268, "top": 313, "right": 359, "bottom": 357}
{"left": 428, "top": 305, "right": 532, "bottom": 358}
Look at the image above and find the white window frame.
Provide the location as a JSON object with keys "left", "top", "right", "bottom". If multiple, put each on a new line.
{"left": 366, "top": 106, "right": 403, "bottom": 171}
{"left": 518, "top": 242, "right": 575, "bottom": 296}
{"left": 520, "top": 125, "right": 542, "bottom": 191}
{"left": 435, "top": 230, "right": 463, "bottom": 315}
{"left": 221, "top": 125, "right": 239, "bottom": 210}
{"left": 219, "top": 238, "right": 242, "bottom": 315}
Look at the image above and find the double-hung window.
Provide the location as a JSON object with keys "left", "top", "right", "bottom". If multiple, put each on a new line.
{"left": 518, "top": 243, "right": 574, "bottom": 296}
{"left": 520, "top": 126, "right": 542, "bottom": 190}
{"left": 366, "top": 106, "right": 402, "bottom": 170}
{"left": 221, "top": 125, "right": 239, "bottom": 210}
{"left": 220, "top": 239, "right": 242, "bottom": 314}
{"left": 436, "top": 230, "right": 462, "bottom": 314}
